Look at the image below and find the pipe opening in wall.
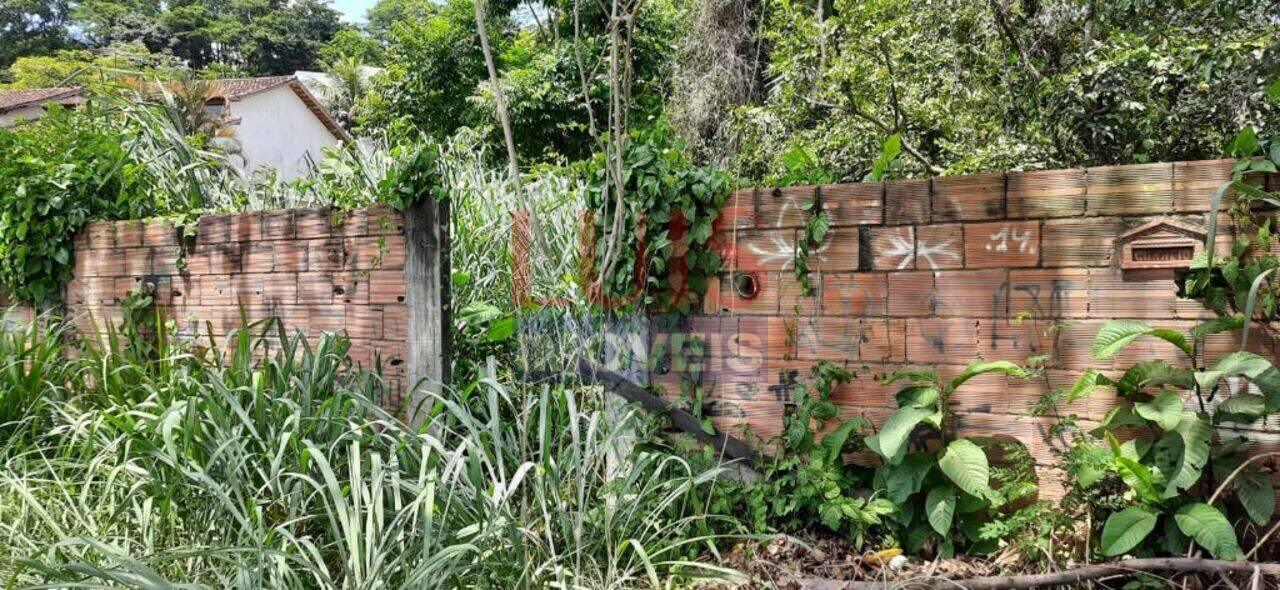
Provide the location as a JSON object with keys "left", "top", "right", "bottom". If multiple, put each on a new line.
{"left": 732, "top": 271, "right": 759, "bottom": 300}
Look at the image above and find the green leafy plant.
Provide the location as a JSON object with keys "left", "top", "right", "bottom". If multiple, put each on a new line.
{"left": 793, "top": 195, "right": 829, "bottom": 296}
{"left": 0, "top": 107, "right": 155, "bottom": 305}
{"left": 737, "top": 362, "right": 893, "bottom": 547}
{"left": 867, "top": 361, "right": 1030, "bottom": 555}
{"left": 1179, "top": 129, "right": 1280, "bottom": 325}
{"left": 584, "top": 126, "right": 731, "bottom": 312}
{"left": 1065, "top": 318, "right": 1280, "bottom": 560}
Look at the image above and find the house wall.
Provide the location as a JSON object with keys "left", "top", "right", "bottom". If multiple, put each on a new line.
{"left": 230, "top": 85, "right": 341, "bottom": 181}
{"left": 655, "top": 159, "right": 1280, "bottom": 497}
{"left": 0, "top": 105, "right": 47, "bottom": 128}
{"left": 65, "top": 206, "right": 411, "bottom": 408}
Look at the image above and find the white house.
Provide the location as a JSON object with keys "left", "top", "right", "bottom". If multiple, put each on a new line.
{"left": 0, "top": 87, "right": 85, "bottom": 128}
{"left": 184, "top": 76, "right": 353, "bottom": 181}
{"left": 0, "top": 76, "right": 351, "bottom": 181}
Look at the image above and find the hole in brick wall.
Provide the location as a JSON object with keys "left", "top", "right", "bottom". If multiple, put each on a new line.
{"left": 333, "top": 286, "right": 345, "bottom": 295}
{"left": 389, "top": 358, "right": 403, "bottom": 366}
{"left": 732, "top": 271, "right": 759, "bottom": 300}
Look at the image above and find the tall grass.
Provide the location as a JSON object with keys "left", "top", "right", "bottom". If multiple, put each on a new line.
{"left": 0, "top": 318, "right": 741, "bottom": 588}
{"left": 440, "top": 130, "right": 586, "bottom": 311}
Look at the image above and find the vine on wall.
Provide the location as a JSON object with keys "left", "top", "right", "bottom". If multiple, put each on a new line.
{"left": 584, "top": 128, "right": 730, "bottom": 312}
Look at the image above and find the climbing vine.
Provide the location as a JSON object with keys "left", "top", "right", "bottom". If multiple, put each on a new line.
{"left": 584, "top": 127, "right": 730, "bottom": 312}
{"left": 0, "top": 108, "right": 156, "bottom": 306}
{"left": 794, "top": 193, "right": 829, "bottom": 296}
{"left": 1178, "top": 133, "right": 1280, "bottom": 324}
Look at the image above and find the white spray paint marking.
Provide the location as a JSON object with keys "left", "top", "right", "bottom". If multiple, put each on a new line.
{"left": 917, "top": 238, "right": 960, "bottom": 270}
{"left": 747, "top": 200, "right": 799, "bottom": 269}
{"left": 986, "top": 225, "right": 1036, "bottom": 254}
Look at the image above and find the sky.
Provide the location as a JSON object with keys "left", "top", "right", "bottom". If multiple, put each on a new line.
{"left": 330, "top": 0, "right": 377, "bottom": 22}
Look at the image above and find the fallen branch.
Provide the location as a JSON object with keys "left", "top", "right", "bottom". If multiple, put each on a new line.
{"left": 799, "top": 558, "right": 1280, "bottom": 590}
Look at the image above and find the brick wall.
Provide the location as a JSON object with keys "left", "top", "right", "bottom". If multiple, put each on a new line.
{"left": 658, "top": 159, "right": 1280, "bottom": 497}
{"left": 65, "top": 205, "right": 411, "bottom": 407}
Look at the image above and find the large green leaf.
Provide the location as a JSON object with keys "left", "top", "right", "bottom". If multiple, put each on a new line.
{"left": 1115, "top": 361, "right": 1193, "bottom": 401}
{"left": 1215, "top": 394, "right": 1266, "bottom": 424}
{"left": 1241, "top": 268, "right": 1276, "bottom": 350}
{"left": 880, "top": 453, "right": 933, "bottom": 504}
{"left": 925, "top": 486, "right": 956, "bottom": 535}
{"left": 1092, "top": 406, "right": 1148, "bottom": 435}
{"left": 1198, "top": 351, "right": 1280, "bottom": 411}
{"left": 1114, "top": 456, "right": 1163, "bottom": 504}
{"left": 1134, "top": 391, "right": 1184, "bottom": 431}
{"left": 948, "top": 361, "right": 1026, "bottom": 391}
{"left": 1067, "top": 369, "right": 1112, "bottom": 403}
{"left": 1235, "top": 464, "right": 1276, "bottom": 526}
{"left": 1174, "top": 503, "right": 1244, "bottom": 560}
{"left": 1163, "top": 414, "right": 1211, "bottom": 498}
{"left": 938, "top": 439, "right": 990, "bottom": 499}
{"left": 1189, "top": 315, "right": 1244, "bottom": 339}
{"left": 1093, "top": 320, "right": 1192, "bottom": 360}
{"left": 868, "top": 407, "right": 934, "bottom": 463}
{"left": 894, "top": 385, "right": 940, "bottom": 409}
{"left": 1100, "top": 506, "right": 1158, "bottom": 556}
{"left": 820, "top": 418, "right": 866, "bottom": 464}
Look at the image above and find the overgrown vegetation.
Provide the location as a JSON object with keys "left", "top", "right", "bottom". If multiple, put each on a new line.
{"left": 0, "top": 316, "right": 743, "bottom": 588}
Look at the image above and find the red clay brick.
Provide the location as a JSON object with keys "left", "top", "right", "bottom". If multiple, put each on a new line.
{"left": 779, "top": 273, "right": 820, "bottom": 314}
{"left": 346, "top": 306, "right": 385, "bottom": 340}
{"left": 330, "top": 272, "right": 368, "bottom": 305}
{"left": 1007, "top": 168, "right": 1086, "bottom": 218}
{"left": 914, "top": 224, "right": 964, "bottom": 270}
{"left": 294, "top": 209, "right": 334, "bottom": 239}
{"left": 297, "top": 272, "right": 338, "bottom": 304}
{"left": 757, "top": 185, "right": 815, "bottom": 228}
{"left": 964, "top": 221, "right": 1039, "bottom": 268}
{"left": 275, "top": 240, "right": 308, "bottom": 272}
{"left": 727, "top": 229, "right": 796, "bottom": 273}
{"left": 141, "top": 221, "right": 179, "bottom": 248}
{"left": 1087, "top": 268, "right": 1179, "bottom": 319}
{"left": 734, "top": 316, "right": 795, "bottom": 360}
{"left": 884, "top": 178, "right": 931, "bottom": 226}
{"left": 382, "top": 306, "right": 407, "bottom": 341}
{"left": 261, "top": 210, "right": 295, "bottom": 240}
{"left": 1007, "top": 268, "right": 1090, "bottom": 318}
{"left": 367, "top": 270, "right": 404, "bottom": 304}
{"left": 114, "top": 220, "right": 144, "bottom": 246}
{"left": 887, "top": 271, "right": 935, "bottom": 317}
{"left": 976, "top": 317, "right": 1055, "bottom": 363}
{"left": 1173, "top": 159, "right": 1233, "bottom": 213}
{"left": 822, "top": 273, "right": 888, "bottom": 317}
{"left": 821, "top": 183, "right": 883, "bottom": 226}
{"left": 241, "top": 242, "right": 275, "bottom": 274}
{"left": 123, "top": 247, "right": 154, "bottom": 277}
{"left": 86, "top": 222, "right": 115, "bottom": 249}
{"left": 809, "top": 228, "right": 860, "bottom": 271}
{"left": 869, "top": 226, "right": 915, "bottom": 271}
{"left": 906, "top": 318, "right": 979, "bottom": 365}
{"left": 718, "top": 271, "right": 780, "bottom": 314}
{"left": 933, "top": 173, "right": 1005, "bottom": 222}
{"left": 854, "top": 318, "right": 908, "bottom": 362}
{"left": 346, "top": 235, "right": 405, "bottom": 271}
{"left": 307, "top": 239, "right": 346, "bottom": 271}
{"left": 1086, "top": 162, "right": 1174, "bottom": 215}
{"left": 1040, "top": 217, "right": 1123, "bottom": 267}
{"left": 933, "top": 269, "right": 1008, "bottom": 318}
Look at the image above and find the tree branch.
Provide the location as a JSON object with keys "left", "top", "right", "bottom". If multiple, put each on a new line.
{"left": 473, "top": 0, "right": 552, "bottom": 263}
{"left": 807, "top": 98, "right": 942, "bottom": 175}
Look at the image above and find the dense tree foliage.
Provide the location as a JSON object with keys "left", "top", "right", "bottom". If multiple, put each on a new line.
{"left": 2, "top": 0, "right": 1278, "bottom": 176}
{"left": 1, "top": 0, "right": 347, "bottom": 77}
{"left": 359, "top": 0, "right": 679, "bottom": 163}
{"left": 727, "top": 0, "right": 1280, "bottom": 180}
